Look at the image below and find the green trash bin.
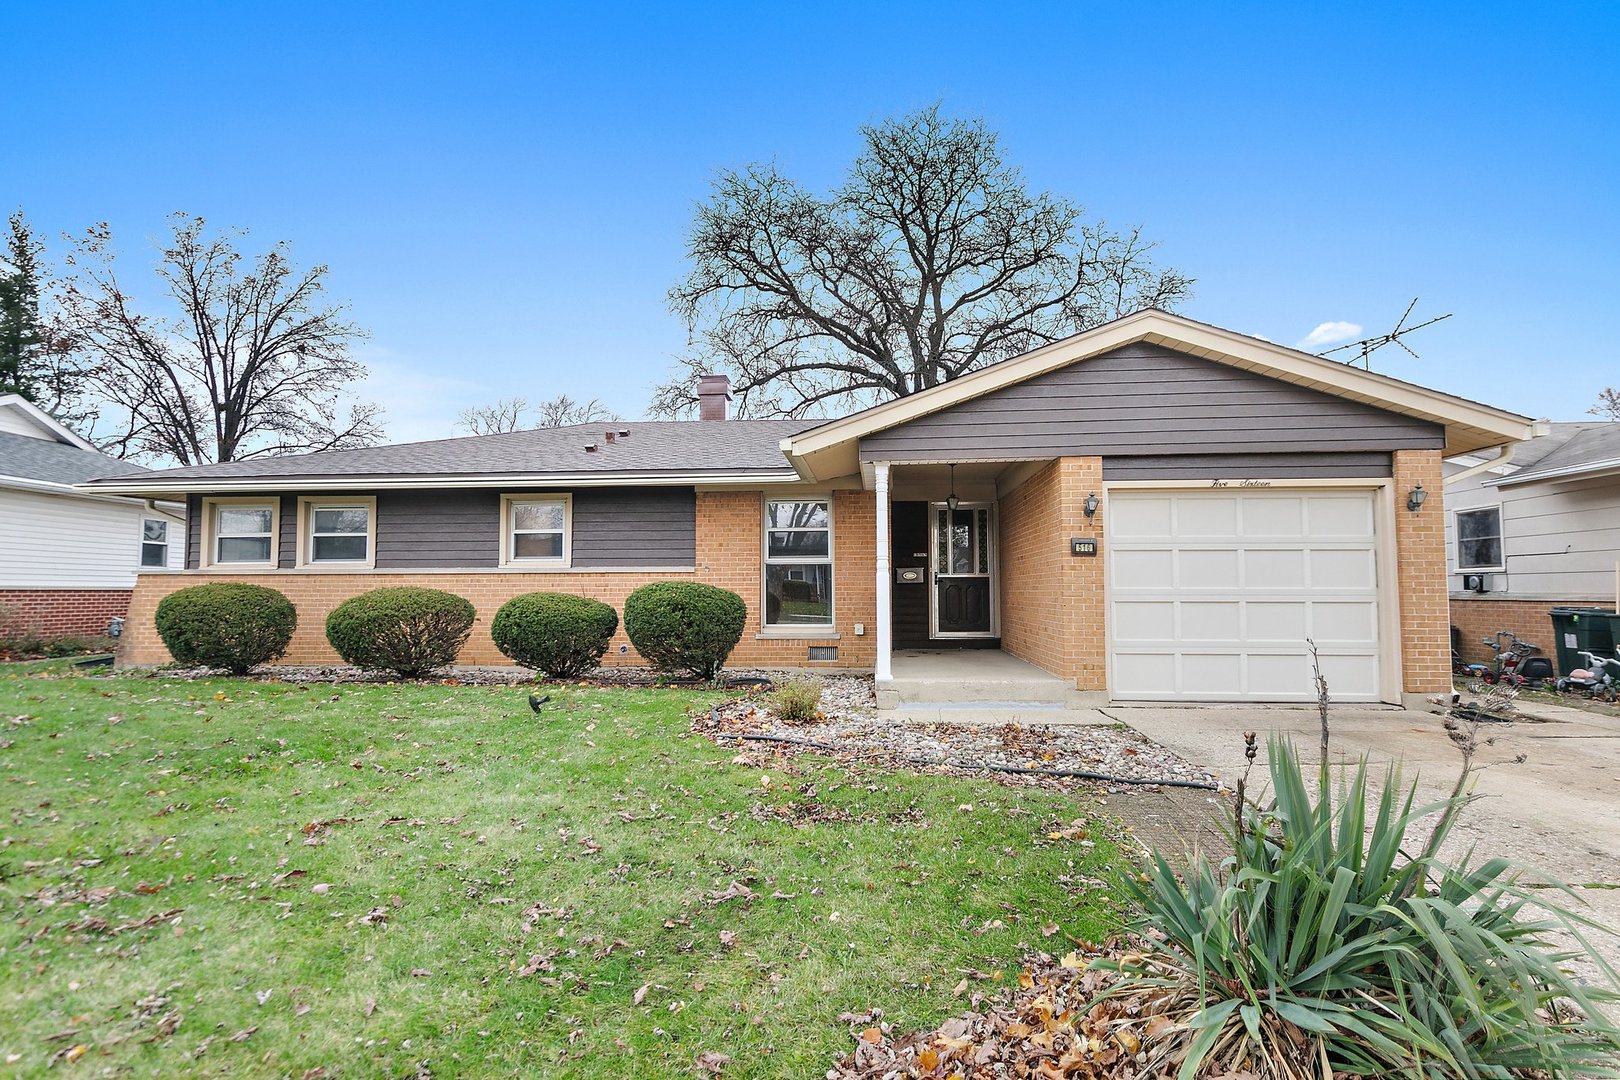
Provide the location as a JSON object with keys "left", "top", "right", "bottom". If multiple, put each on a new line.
{"left": 1547, "top": 607, "right": 1617, "bottom": 677}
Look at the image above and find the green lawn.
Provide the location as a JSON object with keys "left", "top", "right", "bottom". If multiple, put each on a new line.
{"left": 0, "top": 664, "right": 1127, "bottom": 1078}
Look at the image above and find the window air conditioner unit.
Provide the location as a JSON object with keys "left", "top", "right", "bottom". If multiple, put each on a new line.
{"left": 1463, "top": 573, "right": 1490, "bottom": 593}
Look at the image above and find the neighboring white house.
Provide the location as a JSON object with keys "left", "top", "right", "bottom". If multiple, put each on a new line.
{"left": 0, "top": 394, "right": 184, "bottom": 636}
{"left": 1445, "top": 421, "right": 1620, "bottom": 665}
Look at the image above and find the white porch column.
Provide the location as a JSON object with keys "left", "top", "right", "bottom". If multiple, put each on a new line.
{"left": 873, "top": 462, "right": 893, "bottom": 683}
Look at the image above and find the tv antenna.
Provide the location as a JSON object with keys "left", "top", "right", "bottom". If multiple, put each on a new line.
{"left": 1320, "top": 298, "right": 1452, "bottom": 370}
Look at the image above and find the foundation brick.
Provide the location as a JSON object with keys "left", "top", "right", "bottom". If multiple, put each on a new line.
{"left": 0, "top": 588, "right": 132, "bottom": 638}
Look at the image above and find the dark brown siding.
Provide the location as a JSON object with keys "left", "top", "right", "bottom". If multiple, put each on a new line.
{"left": 1102, "top": 452, "right": 1393, "bottom": 481}
{"left": 183, "top": 487, "right": 697, "bottom": 571}
{"left": 375, "top": 491, "right": 501, "bottom": 568}
{"left": 185, "top": 494, "right": 201, "bottom": 569}
{"left": 859, "top": 342, "right": 1445, "bottom": 461}
{"left": 571, "top": 487, "right": 696, "bottom": 567}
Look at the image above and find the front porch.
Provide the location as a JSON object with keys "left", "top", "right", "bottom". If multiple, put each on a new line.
{"left": 869, "top": 457, "right": 1103, "bottom": 704}
{"left": 875, "top": 648, "right": 1082, "bottom": 711}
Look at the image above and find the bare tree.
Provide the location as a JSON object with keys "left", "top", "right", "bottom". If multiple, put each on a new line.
{"left": 652, "top": 105, "right": 1192, "bottom": 418}
{"left": 55, "top": 214, "right": 382, "bottom": 464}
{"left": 458, "top": 396, "right": 530, "bottom": 435}
{"left": 457, "top": 393, "right": 617, "bottom": 435}
{"left": 1592, "top": 388, "right": 1620, "bottom": 421}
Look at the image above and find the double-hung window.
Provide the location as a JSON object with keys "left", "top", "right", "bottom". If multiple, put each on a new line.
{"left": 210, "top": 501, "right": 278, "bottom": 566}
{"left": 764, "top": 499, "right": 832, "bottom": 628}
{"left": 1455, "top": 507, "right": 1503, "bottom": 571}
{"left": 502, "top": 495, "right": 571, "bottom": 566}
{"left": 140, "top": 518, "right": 170, "bottom": 568}
{"left": 302, "top": 499, "right": 374, "bottom": 566}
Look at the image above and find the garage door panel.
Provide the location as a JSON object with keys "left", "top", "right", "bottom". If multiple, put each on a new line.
{"left": 1309, "top": 549, "right": 1375, "bottom": 590}
{"left": 1113, "top": 652, "right": 1177, "bottom": 697}
{"left": 1306, "top": 496, "right": 1375, "bottom": 537}
{"left": 1180, "top": 653, "right": 1243, "bottom": 695}
{"left": 1311, "top": 601, "right": 1377, "bottom": 642}
{"left": 1242, "top": 498, "right": 1304, "bottom": 537}
{"left": 1177, "top": 549, "right": 1240, "bottom": 589}
{"left": 1111, "top": 497, "right": 1173, "bottom": 538}
{"left": 1177, "top": 496, "right": 1238, "bottom": 536}
{"left": 1114, "top": 601, "right": 1175, "bottom": 641}
{"left": 1180, "top": 601, "right": 1242, "bottom": 641}
{"left": 1245, "top": 548, "right": 1306, "bottom": 588}
{"left": 1109, "top": 490, "right": 1382, "bottom": 702}
{"left": 1112, "top": 548, "right": 1173, "bottom": 587}
{"left": 1247, "top": 601, "right": 1309, "bottom": 642}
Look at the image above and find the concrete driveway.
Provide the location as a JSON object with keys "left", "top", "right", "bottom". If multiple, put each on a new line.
{"left": 1108, "top": 697, "right": 1620, "bottom": 971}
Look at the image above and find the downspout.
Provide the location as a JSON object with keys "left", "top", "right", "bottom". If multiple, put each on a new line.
{"left": 144, "top": 498, "right": 186, "bottom": 521}
{"left": 1444, "top": 441, "right": 1519, "bottom": 486}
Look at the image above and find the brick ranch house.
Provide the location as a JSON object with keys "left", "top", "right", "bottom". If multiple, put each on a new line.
{"left": 83, "top": 310, "right": 1537, "bottom": 707}
{"left": 1, "top": 393, "right": 185, "bottom": 637}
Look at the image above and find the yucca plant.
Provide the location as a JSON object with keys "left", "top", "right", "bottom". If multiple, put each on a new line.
{"left": 1106, "top": 735, "right": 1620, "bottom": 1079}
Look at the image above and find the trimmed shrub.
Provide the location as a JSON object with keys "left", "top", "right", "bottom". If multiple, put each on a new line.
{"left": 491, "top": 592, "right": 619, "bottom": 679}
{"left": 324, "top": 587, "right": 475, "bottom": 678}
{"left": 623, "top": 581, "right": 747, "bottom": 681}
{"left": 767, "top": 676, "right": 823, "bottom": 725}
{"left": 154, "top": 583, "right": 297, "bottom": 674}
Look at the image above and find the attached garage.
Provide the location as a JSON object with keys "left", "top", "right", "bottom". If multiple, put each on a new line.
{"left": 1107, "top": 488, "right": 1387, "bottom": 702}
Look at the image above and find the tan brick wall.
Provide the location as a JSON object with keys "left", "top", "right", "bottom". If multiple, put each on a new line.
{"left": 120, "top": 490, "right": 877, "bottom": 671}
{"left": 1449, "top": 595, "right": 1611, "bottom": 671}
{"left": 997, "top": 457, "right": 1105, "bottom": 690}
{"left": 1393, "top": 449, "right": 1451, "bottom": 693}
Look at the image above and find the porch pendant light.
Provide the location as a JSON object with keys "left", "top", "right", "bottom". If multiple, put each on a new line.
{"left": 946, "top": 464, "right": 960, "bottom": 511}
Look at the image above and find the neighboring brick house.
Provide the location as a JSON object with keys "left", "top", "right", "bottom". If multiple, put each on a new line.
{"left": 83, "top": 310, "right": 1536, "bottom": 706}
{"left": 0, "top": 394, "right": 185, "bottom": 637}
{"left": 1445, "top": 422, "right": 1620, "bottom": 669}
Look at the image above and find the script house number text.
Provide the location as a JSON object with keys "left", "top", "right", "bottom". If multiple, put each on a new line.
{"left": 1209, "top": 479, "right": 1273, "bottom": 488}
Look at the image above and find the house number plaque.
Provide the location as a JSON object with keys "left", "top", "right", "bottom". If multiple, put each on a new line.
{"left": 1070, "top": 538, "right": 1098, "bottom": 557}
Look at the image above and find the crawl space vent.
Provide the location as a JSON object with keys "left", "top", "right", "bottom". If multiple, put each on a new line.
{"left": 807, "top": 646, "right": 838, "bottom": 662}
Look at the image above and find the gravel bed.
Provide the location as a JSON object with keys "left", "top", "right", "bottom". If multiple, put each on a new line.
{"left": 700, "top": 698, "right": 1221, "bottom": 791}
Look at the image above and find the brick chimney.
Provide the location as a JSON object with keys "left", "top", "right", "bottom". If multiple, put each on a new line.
{"left": 697, "top": 374, "right": 732, "bottom": 421}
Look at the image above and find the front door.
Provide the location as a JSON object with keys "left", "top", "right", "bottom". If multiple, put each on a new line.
{"left": 930, "top": 503, "right": 995, "bottom": 637}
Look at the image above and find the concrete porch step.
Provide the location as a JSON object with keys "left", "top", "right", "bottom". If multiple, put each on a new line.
{"left": 885, "top": 704, "right": 1115, "bottom": 726}
{"left": 878, "top": 649, "right": 1079, "bottom": 708}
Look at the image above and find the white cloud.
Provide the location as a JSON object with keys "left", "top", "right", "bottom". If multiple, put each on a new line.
{"left": 1297, "top": 320, "right": 1363, "bottom": 349}
{"left": 344, "top": 346, "right": 488, "bottom": 444}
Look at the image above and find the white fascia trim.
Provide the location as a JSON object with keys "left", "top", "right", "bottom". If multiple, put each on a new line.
{"left": 76, "top": 470, "right": 804, "bottom": 497}
{"left": 0, "top": 394, "right": 98, "bottom": 450}
{"left": 782, "top": 309, "right": 1537, "bottom": 459}
{"left": 0, "top": 473, "right": 158, "bottom": 506}
{"left": 1487, "top": 456, "right": 1620, "bottom": 488}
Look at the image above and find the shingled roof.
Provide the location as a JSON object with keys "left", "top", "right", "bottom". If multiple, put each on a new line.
{"left": 80, "top": 419, "right": 822, "bottom": 493}
{"left": 0, "top": 430, "right": 151, "bottom": 487}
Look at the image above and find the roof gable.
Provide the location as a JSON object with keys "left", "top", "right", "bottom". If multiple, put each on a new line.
{"left": 0, "top": 394, "right": 97, "bottom": 450}
{"left": 858, "top": 341, "right": 1444, "bottom": 461}
{"left": 783, "top": 309, "right": 1537, "bottom": 481}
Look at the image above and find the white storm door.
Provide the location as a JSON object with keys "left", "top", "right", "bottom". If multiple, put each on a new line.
{"left": 1108, "top": 489, "right": 1381, "bottom": 702}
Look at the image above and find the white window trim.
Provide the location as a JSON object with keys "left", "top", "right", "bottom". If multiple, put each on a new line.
{"left": 202, "top": 496, "right": 281, "bottom": 569}
{"left": 139, "top": 517, "right": 171, "bottom": 569}
{"left": 296, "top": 496, "right": 378, "bottom": 569}
{"left": 761, "top": 496, "right": 836, "bottom": 635}
{"left": 1453, "top": 504, "right": 1505, "bottom": 573}
{"left": 500, "top": 494, "right": 572, "bottom": 568}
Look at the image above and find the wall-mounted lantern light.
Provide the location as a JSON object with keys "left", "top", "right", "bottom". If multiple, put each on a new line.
{"left": 1407, "top": 484, "right": 1427, "bottom": 513}
{"left": 1083, "top": 492, "right": 1099, "bottom": 519}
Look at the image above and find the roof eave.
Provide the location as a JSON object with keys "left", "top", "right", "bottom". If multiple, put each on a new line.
{"left": 1486, "top": 457, "right": 1620, "bottom": 488}
{"left": 77, "top": 468, "right": 806, "bottom": 497}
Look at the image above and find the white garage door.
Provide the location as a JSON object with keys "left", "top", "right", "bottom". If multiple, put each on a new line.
{"left": 1108, "top": 489, "right": 1382, "bottom": 702}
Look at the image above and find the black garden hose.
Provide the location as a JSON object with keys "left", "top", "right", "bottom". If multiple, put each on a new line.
{"left": 706, "top": 718, "right": 1222, "bottom": 792}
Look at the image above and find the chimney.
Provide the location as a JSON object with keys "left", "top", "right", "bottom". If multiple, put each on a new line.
{"left": 697, "top": 374, "right": 732, "bottom": 421}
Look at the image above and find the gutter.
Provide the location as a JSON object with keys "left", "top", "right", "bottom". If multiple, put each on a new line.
{"left": 1485, "top": 455, "right": 1620, "bottom": 488}
{"left": 1, "top": 473, "right": 183, "bottom": 509}
{"left": 77, "top": 469, "right": 807, "bottom": 497}
{"left": 1445, "top": 442, "right": 1519, "bottom": 486}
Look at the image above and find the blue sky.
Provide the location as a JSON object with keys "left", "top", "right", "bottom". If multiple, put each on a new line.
{"left": 6, "top": 2, "right": 1617, "bottom": 442}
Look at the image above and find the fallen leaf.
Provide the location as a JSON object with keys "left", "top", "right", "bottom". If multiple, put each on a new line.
{"left": 633, "top": 984, "right": 650, "bottom": 1006}
{"left": 696, "top": 1050, "right": 730, "bottom": 1073}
